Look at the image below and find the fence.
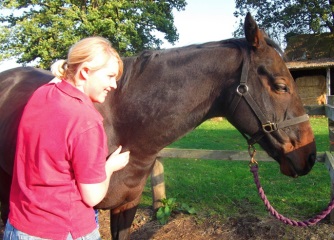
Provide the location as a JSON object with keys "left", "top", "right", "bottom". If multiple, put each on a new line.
{"left": 323, "top": 96, "right": 334, "bottom": 222}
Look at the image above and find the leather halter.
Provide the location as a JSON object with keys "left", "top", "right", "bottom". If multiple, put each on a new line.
{"left": 229, "top": 49, "right": 309, "bottom": 146}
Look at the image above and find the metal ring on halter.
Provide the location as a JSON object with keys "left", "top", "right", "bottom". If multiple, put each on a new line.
{"left": 236, "top": 84, "right": 249, "bottom": 96}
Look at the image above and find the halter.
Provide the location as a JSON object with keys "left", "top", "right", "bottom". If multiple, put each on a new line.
{"left": 229, "top": 48, "right": 309, "bottom": 146}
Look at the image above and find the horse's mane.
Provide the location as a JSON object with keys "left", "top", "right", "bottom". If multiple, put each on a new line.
{"left": 124, "top": 36, "right": 286, "bottom": 80}
{"left": 264, "top": 38, "right": 287, "bottom": 60}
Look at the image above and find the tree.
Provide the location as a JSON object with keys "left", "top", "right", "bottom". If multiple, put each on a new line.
{"left": 0, "top": 0, "right": 186, "bottom": 69}
{"left": 233, "top": 0, "right": 334, "bottom": 47}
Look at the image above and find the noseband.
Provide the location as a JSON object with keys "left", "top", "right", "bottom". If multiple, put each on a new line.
{"left": 229, "top": 49, "right": 309, "bottom": 146}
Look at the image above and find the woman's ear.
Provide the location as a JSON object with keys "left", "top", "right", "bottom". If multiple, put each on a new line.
{"left": 79, "top": 66, "right": 89, "bottom": 81}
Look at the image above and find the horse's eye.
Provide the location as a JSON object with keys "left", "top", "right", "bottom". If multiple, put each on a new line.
{"left": 274, "top": 83, "right": 289, "bottom": 93}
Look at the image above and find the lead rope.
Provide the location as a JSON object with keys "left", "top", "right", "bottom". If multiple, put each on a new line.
{"left": 248, "top": 145, "right": 334, "bottom": 226}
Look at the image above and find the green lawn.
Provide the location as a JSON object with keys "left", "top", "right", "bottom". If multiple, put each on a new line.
{"left": 140, "top": 116, "right": 331, "bottom": 221}
{"left": 168, "top": 116, "right": 329, "bottom": 152}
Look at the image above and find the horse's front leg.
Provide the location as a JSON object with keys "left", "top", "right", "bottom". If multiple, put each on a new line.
{"left": 0, "top": 166, "right": 12, "bottom": 225}
{"left": 105, "top": 155, "right": 157, "bottom": 239}
{"left": 110, "top": 204, "right": 139, "bottom": 240}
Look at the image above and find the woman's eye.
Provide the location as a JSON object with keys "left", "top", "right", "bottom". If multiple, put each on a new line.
{"left": 274, "top": 83, "right": 289, "bottom": 93}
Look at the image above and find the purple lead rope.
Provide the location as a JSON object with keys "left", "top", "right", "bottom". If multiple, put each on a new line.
{"left": 250, "top": 164, "right": 334, "bottom": 226}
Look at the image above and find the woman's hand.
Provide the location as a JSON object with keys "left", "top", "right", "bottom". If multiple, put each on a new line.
{"left": 105, "top": 146, "right": 130, "bottom": 174}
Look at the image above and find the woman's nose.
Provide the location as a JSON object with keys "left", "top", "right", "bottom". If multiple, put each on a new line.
{"left": 110, "top": 78, "right": 117, "bottom": 89}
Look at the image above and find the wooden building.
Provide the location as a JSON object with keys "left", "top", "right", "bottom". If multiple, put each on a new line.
{"left": 284, "top": 33, "right": 334, "bottom": 109}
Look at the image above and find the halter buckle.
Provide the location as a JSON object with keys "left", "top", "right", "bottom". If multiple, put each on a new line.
{"left": 262, "top": 122, "right": 277, "bottom": 133}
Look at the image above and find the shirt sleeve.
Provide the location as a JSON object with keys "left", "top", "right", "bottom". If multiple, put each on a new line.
{"left": 70, "top": 124, "right": 108, "bottom": 184}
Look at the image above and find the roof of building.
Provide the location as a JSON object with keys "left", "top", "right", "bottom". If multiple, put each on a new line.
{"left": 286, "top": 58, "right": 334, "bottom": 70}
{"left": 284, "top": 33, "right": 334, "bottom": 70}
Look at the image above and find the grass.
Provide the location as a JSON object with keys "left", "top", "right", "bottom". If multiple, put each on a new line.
{"left": 140, "top": 116, "right": 331, "bottom": 221}
{"left": 167, "top": 116, "right": 329, "bottom": 152}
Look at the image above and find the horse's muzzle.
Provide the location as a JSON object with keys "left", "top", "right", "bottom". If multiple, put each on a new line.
{"left": 280, "top": 141, "right": 316, "bottom": 177}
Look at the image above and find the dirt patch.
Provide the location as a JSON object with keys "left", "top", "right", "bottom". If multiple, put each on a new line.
{"left": 2, "top": 207, "right": 334, "bottom": 239}
{"left": 99, "top": 207, "right": 334, "bottom": 240}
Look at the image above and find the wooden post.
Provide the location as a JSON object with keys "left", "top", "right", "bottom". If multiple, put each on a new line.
{"left": 324, "top": 152, "right": 334, "bottom": 223}
{"left": 150, "top": 157, "right": 166, "bottom": 211}
{"left": 326, "top": 98, "right": 334, "bottom": 222}
{"left": 326, "top": 67, "right": 331, "bottom": 100}
{"left": 329, "top": 119, "right": 334, "bottom": 152}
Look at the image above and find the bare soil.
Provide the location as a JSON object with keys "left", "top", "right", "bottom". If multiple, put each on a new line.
{"left": 2, "top": 207, "right": 334, "bottom": 239}
{"left": 101, "top": 207, "right": 334, "bottom": 240}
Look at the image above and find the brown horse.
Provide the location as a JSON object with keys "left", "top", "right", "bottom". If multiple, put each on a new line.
{"left": 0, "top": 13, "right": 316, "bottom": 239}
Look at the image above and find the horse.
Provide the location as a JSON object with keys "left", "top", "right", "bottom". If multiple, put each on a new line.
{"left": 0, "top": 13, "right": 316, "bottom": 239}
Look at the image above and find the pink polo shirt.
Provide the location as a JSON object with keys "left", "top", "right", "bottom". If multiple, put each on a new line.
{"left": 9, "top": 80, "right": 108, "bottom": 239}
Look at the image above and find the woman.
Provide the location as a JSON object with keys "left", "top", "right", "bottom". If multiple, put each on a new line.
{"left": 4, "top": 36, "right": 129, "bottom": 240}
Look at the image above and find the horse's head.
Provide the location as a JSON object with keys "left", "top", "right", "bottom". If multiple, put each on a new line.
{"left": 227, "top": 13, "right": 316, "bottom": 177}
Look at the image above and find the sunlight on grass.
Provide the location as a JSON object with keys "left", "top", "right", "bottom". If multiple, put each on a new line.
{"left": 310, "top": 115, "right": 329, "bottom": 152}
{"left": 168, "top": 116, "right": 328, "bottom": 152}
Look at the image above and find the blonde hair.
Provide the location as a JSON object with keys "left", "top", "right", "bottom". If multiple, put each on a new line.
{"left": 51, "top": 36, "right": 123, "bottom": 81}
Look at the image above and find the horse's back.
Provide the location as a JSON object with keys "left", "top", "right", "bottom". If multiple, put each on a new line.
{"left": 0, "top": 67, "right": 53, "bottom": 174}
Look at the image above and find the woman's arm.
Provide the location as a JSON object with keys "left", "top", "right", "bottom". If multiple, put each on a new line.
{"left": 78, "top": 146, "right": 130, "bottom": 207}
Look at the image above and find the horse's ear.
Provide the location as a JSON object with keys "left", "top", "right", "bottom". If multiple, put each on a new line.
{"left": 244, "top": 12, "right": 265, "bottom": 49}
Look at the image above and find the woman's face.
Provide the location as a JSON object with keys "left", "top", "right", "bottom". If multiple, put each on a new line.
{"left": 84, "top": 56, "right": 119, "bottom": 103}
